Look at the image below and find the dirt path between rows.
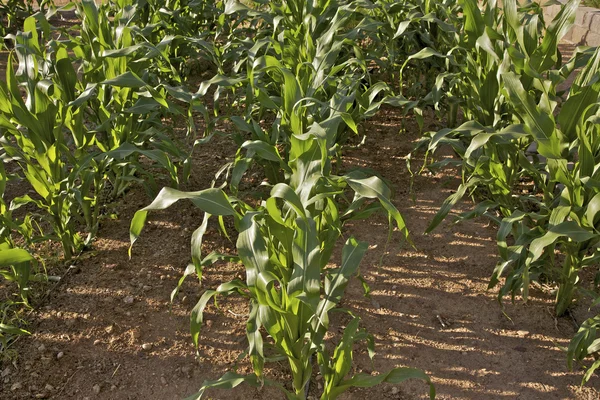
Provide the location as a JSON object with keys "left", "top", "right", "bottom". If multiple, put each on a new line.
{"left": 1, "top": 105, "right": 599, "bottom": 399}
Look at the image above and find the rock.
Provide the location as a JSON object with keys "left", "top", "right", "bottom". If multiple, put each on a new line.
{"left": 38, "top": 344, "right": 46, "bottom": 352}
{"left": 370, "top": 299, "right": 381, "bottom": 309}
{"left": 56, "top": 351, "right": 64, "bottom": 360}
{"left": 160, "top": 376, "right": 167, "bottom": 385}
{"left": 1, "top": 367, "right": 10, "bottom": 377}
{"left": 35, "top": 393, "right": 47, "bottom": 399}
{"left": 123, "top": 296, "right": 134, "bottom": 304}
{"left": 30, "top": 372, "right": 39, "bottom": 378}
{"left": 141, "top": 343, "right": 152, "bottom": 351}
{"left": 92, "top": 384, "right": 101, "bottom": 395}
{"left": 142, "top": 285, "right": 151, "bottom": 291}
{"left": 110, "top": 385, "right": 117, "bottom": 391}
{"left": 45, "top": 384, "right": 54, "bottom": 391}
{"left": 10, "top": 382, "right": 22, "bottom": 391}
{"left": 391, "top": 386, "right": 399, "bottom": 395}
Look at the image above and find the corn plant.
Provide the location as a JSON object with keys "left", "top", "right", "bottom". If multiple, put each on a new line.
{"left": 0, "top": 25, "right": 93, "bottom": 258}
{"left": 0, "top": 0, "right": 37, "bottom": 44}
{"left": 130, "top": 182, "right": 429, "bottom": 399}
{"left": 0, "top": 241, "right": 35, "bottom": 356}
{"left": 66, "top": 0, "right": 201, "bottom": 196}
{"left": 128, "top": 101, "right": 428, "bottom": 396}
{"left": 413, "top": 0, "right": 583, "bottom": 229}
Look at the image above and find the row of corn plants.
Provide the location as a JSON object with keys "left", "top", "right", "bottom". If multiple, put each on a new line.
{"left": 0, "top": 0, "right": 218, "bottom": 355}
{"left": 403, "top": 0, "right": 600, "bottom": 383}
{"left": 129, "top": 0, "right": 440, "bottom": 397}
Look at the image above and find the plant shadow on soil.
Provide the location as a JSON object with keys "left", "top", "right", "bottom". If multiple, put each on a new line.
{"left": 2, "top": 107, "right": 600, "bottom": 398}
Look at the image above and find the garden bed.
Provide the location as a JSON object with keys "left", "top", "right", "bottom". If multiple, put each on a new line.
{"left": 1, "top": 108, "right": 598, "bottom": 399}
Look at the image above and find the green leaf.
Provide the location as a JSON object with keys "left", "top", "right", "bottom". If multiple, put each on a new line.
{"left": 0, "top": 248, "right": 34, "bottom": 266}
{"left": 328, "top": 367, "right": 435, "bottom": 399}
{"left": 130, "top": 188, "right": 235, "bottom": 253}
{"left": 101, "top": 71, "right": 147, "bottom": 88}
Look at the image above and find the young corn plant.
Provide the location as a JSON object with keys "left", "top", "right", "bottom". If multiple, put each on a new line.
{"left": 0, "top": 25, "right": 94, "bottom": 259}
{"left": 67, "top": 0, "right": 200, "bottom": 196}
{"left": 413, "top": 0, "right": 582, "bottom": 230}
{"left": 129, "top": 115, "right": 427, "bottom": 397}
{"left": 491, "top": 47, "right": 600, "bottom": 316}
{"left": 129, "top": 183, "right": 431, "bottom": 399}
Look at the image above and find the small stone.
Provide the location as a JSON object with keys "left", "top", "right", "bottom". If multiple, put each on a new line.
{"left": 38, "top": 344, "right": 46, "bottom": 352}
{"left": 56, "top": 351, "right": 64, "bottom": 360}
{"left": 142, "top": 285, "right": 151, "bottom": 291}
{"left": 30, "top": 372, "right": 39, "bottom": 378}
{"left": 10, "top": 382, "right": 22, "bottom": 391}
{"left": 160, "top": 376, "right": 167, "bottom": 385}
{"left": 391, "top": 386, "right": 399, "bottom": 395}
{"left": 92, "top": 384, "right": 101, "bottom": 395}
{"left": 1, "top": 367, "right": 10, "bottom": 377}
{"left": 391, "top": 285, "right": 397, "bottom": 290}
{"left": 123, "top": 296, "right": 134, "bottom": 304}
{"left": 93, "top": 340, "right": 101, "bottom": 346}
{"left": 160, "top": 275, "right": 166, "bottom": 280}
{"left": 370, "top": 299, "right": 381, "bottom": 309}
{"left": 141, "top": 343, "right": 152, "bottom": 350}
{"left": 45, "top": 384, "right": 54, "bottom": 391}
{"left": 35, "top": 393, "right": 47, "bottom": 399}
{"left": 110, "top": 385, "right": 117, "bottom": 391}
